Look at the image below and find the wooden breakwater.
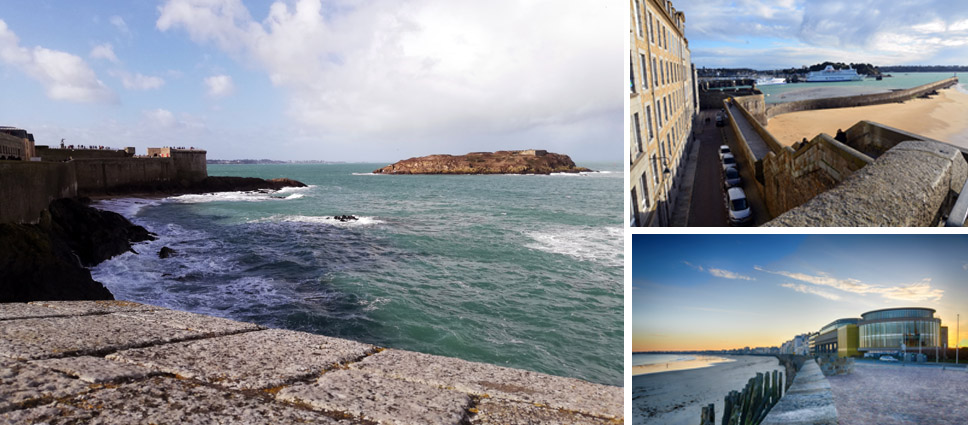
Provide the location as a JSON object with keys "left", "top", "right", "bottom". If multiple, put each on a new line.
{"left": 700, "top": 369, "right": 783, "bottom": 425}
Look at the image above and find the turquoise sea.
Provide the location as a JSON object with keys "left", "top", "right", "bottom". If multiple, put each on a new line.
{"left": 91, "top": 162, "right": 622, "bottom": 386}
{"left": 757, "top": 72, "right": 959, "bottom": 104}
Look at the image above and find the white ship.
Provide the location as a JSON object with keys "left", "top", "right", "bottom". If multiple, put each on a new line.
{"left": 755, "top": 77, "right": 786, "bottom": 86}
{"left": 806, "top": 65, "right": 863, "bottom": 82}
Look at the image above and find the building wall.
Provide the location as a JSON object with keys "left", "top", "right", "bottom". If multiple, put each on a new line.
{"left": 0, "top": 161, "right": 77, "bottom": 223}
{"left": 35, "top": 146, "right": 131, "bottom": 162}
{"left": 837, "top": 325, "right": 860, "bottom": 357}
{"left": 629, "top": 0, "right": 694, "bottom": 226}
{"left": 0, "top": 133, "right": 28, "bottom": 160}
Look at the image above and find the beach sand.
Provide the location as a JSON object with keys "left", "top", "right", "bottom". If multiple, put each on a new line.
{"left": 766, "top": 86, "right": 968, "bottom": 150}
{"left": 632, "top": 355, "right": 782, "bottom": 425}
{"left": 632, "top": 355, "right": 734, "bottom": 376}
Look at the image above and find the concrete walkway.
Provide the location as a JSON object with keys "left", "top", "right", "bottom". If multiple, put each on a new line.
{"left": 727, "top": 104, "right": 771, "bottom": 160}
{"left": 761, "top": 359, "right": 837, "bottom": 425}
{"left": 0, "top": 301, "right": 622, "bottom": 424}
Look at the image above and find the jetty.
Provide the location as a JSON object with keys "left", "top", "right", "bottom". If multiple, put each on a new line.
{"left": 0, "top": 300, "right": 622, "bottom": 424}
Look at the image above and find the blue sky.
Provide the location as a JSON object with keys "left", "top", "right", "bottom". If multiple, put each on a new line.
{"left": 675, "top": 0, "right": 968, "bottom": 69}
{"left": 632, "top": 235, "right": 968, "bottom": 351}
{"left": 0, "top": 1, "right": 619, "bottom": 162}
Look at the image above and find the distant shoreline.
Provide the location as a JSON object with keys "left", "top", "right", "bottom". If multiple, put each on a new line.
{"left": 632, "top": 354, "right": 735, "bottom": 376}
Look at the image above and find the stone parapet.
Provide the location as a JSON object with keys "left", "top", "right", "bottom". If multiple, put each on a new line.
{"left": 760, "top": 359, "right": 838, "bottom": 425}
{"left": 765, "top": 140, "right": 968, "bottom": 226}
{"left": 0, "top": 301, "right": 622, "bottom": 424}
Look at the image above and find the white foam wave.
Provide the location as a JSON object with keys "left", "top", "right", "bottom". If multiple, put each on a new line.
{"left": 524, "top": 226, "right": 623, "bottom": 267}
{"left": 351, "top": 172, "right": 382, "bottom": 176}
{"left": 166, "top": 189, "right": 306, "bottom": 203}
{"left": 277, "top": 185, "right": 315, "bottom": 193}
{"left": 92, "top": 198, "right": 161, "bottom": 218}
{"left": 249, "top": 214, "right": 384, "bottom": 227}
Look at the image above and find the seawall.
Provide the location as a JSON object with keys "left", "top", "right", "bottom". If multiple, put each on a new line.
{"left": 760, "top": 359, "right": 837, "bottom": 425}
{"left": 0, "top": 149, "right": 206, "bottom": 224}
{"left": 766, "top": 77, "right": 959, "bottom": 119}
{"left": 0, "top": 300, "right": 622, "bottom": 424}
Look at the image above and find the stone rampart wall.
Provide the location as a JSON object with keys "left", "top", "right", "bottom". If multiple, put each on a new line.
{"left": 760, "top": 359, "right": 838, "bottom": 425}
{"left": 170, "top": 150, "right": 207, "bottom": 184}
{"left": 733, "top": 94, "right": 782, "bottom": 153}
{"left": 73, "top": 158, "right": 176, "bottom": 195}
{"left": 763, "top": 134, "right": 873, "bottom": 217}
{"left": 766, "top": 140, "right": 968, "bottom": 226}
{"left": 766, "top": 77, "right": 959, "bottom": 119}
{"left": 0, "top": 162, "right": 77, "bottom": 223}
{"left": 35, "top": 147, "right": 130, "bottom": 162}
{"left": 844, "top": 120, "right": 968, "bottom": 160}
{"left": 723, "top": 99, "right": 758, "bottom": 177}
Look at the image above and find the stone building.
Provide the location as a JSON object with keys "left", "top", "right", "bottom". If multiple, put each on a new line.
{"left": 629, "top": 0, "right": 698, "bottom": 226}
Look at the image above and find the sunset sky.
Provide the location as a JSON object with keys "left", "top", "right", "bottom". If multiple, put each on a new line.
{"left": 632, "top": 234, "right": 968, "bottom": 352}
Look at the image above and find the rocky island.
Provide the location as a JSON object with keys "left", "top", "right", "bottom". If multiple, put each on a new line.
{"left": 373, "top": 149, "right": 592, "bottom": 175}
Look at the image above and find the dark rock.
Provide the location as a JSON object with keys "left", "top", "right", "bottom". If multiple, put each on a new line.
{"left": 47, "top": 198, "right": 155, "bottom": 267}
{"left": 159, "top": 246, "right": 176, "bottom": 259}
{"left": 334, "top": 215, "right": 358, "bottom": 222}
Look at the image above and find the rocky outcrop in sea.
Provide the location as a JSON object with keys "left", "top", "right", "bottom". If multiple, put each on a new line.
{"left": 373, "top": 150, "right": 592, "bottom": 175}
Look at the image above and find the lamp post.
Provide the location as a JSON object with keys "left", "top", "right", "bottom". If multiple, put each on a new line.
{"left": 652, "top": 156, "right": 673, "bottom": 225}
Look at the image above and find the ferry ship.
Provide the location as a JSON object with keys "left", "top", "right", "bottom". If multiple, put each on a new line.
{"left": 806, "top": 65, "right": 863, "bottom": 82}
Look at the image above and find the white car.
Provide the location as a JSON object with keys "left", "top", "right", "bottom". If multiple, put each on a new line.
{"left": 727, "top": 187, "right": 752, "bottom": 225}
{"left": 719, "top": 145, "right": 731, "bottom": 160}
{"left": 879, "top": 355, "right": 898, "bottom": 362}
{"left": 721, "top": 153, "right": 738, "bottom": 171}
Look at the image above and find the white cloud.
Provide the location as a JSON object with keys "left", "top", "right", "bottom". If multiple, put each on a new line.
{"left": 685, "top": 261, "right": 754, "bottom": 280}
{"left": 156, "top": 0, "right": 618, "bottom": 146}
{"left": 204, "top": 74, "right": 234, "bottom": 97}
{"left": 0, "top": 20, "right": 116, "bottom": 103}
{"left": 779, "top": 283, "right": 841, "bottom": 300}
{"left": 90, "top": 43, "right": 119, "bottom": 63}
{"left": 756, "top": 266, "right": 944, "bottom": 302}
{"left": 117, "top": 71, "right": 165, "bottom": 90}
{"left": 110, "top": 15, "right": 130, "bottom": 36}
{"left": 144, "top": 108, "right": 176, "bottom": 127}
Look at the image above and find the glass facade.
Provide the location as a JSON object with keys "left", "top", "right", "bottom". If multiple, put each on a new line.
{"left": 859, "top": 308, "right": 940, "bottom": 350}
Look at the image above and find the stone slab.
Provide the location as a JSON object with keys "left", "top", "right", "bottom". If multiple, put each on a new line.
{"left": 29, "top": 300, "right": 160, "bottom": 316}
{"left": 351, "top": 349, "right": 623, "bottom": 420}
{"left": 762, "top": 361, "right": 838, "bottom": 425}
{"left": 32, "top": 355, "right": 153, "bottom": 383}
{"left": 57, "top": 376, "right": 349, "bottom": 424}
{"left": 0, "top": 314, "right": 210, "bottom": 360}
{"left": 0, "top": 357, "right": 91, "bottom": 413}
{"left": 0, "top": 303, "right": 65, "bottom": 321}
{"left": 0, "top": 404, "right": 93, "bottom": 424}
{"left": 471, "top": 398, "right": 615, "bottom": 425}
{"left": 116, "top": 309, "right": 263, "bottom": 335}
{"left": 108, "top": 328, "right": 374, "bottom": 390}
{"left": 278, "top": 369, "right": 471, "bottom": 425}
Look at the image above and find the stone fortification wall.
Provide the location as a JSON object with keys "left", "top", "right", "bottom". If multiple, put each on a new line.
{"left": 170, "top": 150, "right": 207, "bottom": 184}
{"left": 0, "top": 162, "right": 77, "bottom": 223}
{"left": 732, "top": 93, "right": 768, "bottom": 127}
{"left": 723, "top": 99, "right": 758, "bottom": 177}
{"left": 762, "top": 133, "right": 874, "bottom": 217}
{"left": 766, "top": 77, "right": 959, "bottom": 119}
{"left": 844, "top": 120, "right": 968, "bottom": 159}
{"left": 700, "top": 88, "right": 759, "bottom": 111}
{"left": 73, "top": 158, "right": 176, "bottom": 195}
{"left": 766, "top": 140, "right": 968, "bottom": 226}
{"left": 35, "top": 147, "right": 130, "bottom": 162}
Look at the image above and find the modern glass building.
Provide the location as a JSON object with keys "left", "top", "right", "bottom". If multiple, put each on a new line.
{"left": 858, "top": 307, "right": 941, "bottom": 352}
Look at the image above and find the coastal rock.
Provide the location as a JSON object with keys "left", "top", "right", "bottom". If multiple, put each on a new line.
{"left": 178, "top": 176, "right": 308, "bottom": 194}
{"left": 334, "top": 215, "right": 358, "bottom": 222}
{"left": 159, "top": 247, "right": 176, "bottom": 259}
{"left": 373, "top": 150, "right": 592, "bottom": 175}
{"left": 47, "top": 198, "right": 155, "bottom": 267}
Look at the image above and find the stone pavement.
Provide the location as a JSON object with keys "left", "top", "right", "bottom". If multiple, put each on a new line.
{"left": 760, "top": 359, "right": 837, "bottom": 425}
{"left": 0, "top": 301, "right": 623, "bottom": 424}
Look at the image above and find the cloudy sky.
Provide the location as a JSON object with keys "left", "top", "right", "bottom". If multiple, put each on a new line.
{"left": 0, "top": 1, "right": 619, "bottom": 162}
{"left": 677, "top": 0, "right": 968, "bottom": 70}
{"left": 632, "top": 235, "right": 968, "bottom": 352}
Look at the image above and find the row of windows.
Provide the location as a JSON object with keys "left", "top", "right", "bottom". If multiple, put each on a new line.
{"left": 630, "top": 53, "right": 687, "bottom": 95}
{"left": 632, "top": 0, "right": 686, "bottom": 60}
{"left": 0, "top": 144, "right": 24, "bottom": 155}
{"left": 859, "top": 320, "right": 940, "bottom": 348}
{"left": 861, "top": 309, "right": 935, "bottom": 321}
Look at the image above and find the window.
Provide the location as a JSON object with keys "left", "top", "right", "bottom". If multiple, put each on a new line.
{"left": 649, "top": 13, "right": 654, "bottom": 43}
{"left": 652, "top": 57, "right": 658, "bottom": 87}
{"left": 630, "top": 189, "right": 639, "bottom": 226}
{"left": 645, "top": 105, "right": 654, "bottom": 140}
{"left": 640, "top": 175, "right": 651, "bottom": 209}
{"left": 629, "top": 54, "right": 636, "bottom": 94}
{"left": 640, "top": 53, "right": 648, "bottom": 91}
{"left": 633, "top": 1, "right": 643, "bottom": 38}
{"left": 664, "top": 97, "right": 669, "bottom": 121}
{"left": 651, "top": 154, "right": 659, "bottom": 185}
{"left": 633, "top": 113, "right": 643, "bottom": 155}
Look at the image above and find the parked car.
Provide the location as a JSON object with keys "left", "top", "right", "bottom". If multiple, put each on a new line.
{"left": 719, "top": 145, "right": 731, "bottom": 160}
{"left": 721, "top": 153, "right": 738, "bottom": 171}
{"left": 727, "top": 187, "right": 752, "bottom": 225}
{"left": 879, "top": 355, "right": 898, "bottom": 362}
{"left": 716, "top": 112, "right": 725, "bottom": 127}
{"left": 723, "top": 166, "right": 741, "bottom": 188}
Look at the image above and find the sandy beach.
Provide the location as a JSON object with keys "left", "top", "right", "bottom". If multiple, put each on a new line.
{"left": 766, "top": 86, "right": 968, "bottom": 149}
{"left": 632, "top": 355, "right": 734, "bottom": 376}
{"left": 632, "top": 355, "right": 782, "bottom": 425}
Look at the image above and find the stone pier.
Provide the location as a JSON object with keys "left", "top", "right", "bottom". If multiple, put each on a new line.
{"left": 0, "top": 301, "right": 622, "bottom": 424}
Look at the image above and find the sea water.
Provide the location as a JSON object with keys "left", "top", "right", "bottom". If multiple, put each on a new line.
{"left": 91, "top": 162, "right": 622, "bottom": 386}
{"left": 758, "top": 72, "right": 958, "bottom": 104}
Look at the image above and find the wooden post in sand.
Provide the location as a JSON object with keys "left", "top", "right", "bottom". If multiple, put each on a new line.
{"left": 701, "top": 403, "right": 715, "bottom": 425}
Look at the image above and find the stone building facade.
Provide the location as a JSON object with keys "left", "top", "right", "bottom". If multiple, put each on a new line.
{"left": 629, "top": 0, "right": 697, "bottom": 226}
